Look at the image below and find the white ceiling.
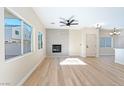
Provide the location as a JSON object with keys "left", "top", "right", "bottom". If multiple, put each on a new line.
{"left": 33, "top": 7, "right": 124, "bottom": 29}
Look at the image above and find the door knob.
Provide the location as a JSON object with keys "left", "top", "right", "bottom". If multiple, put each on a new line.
{"left": 86, "top": 45, "right": 88, "bottom": 48}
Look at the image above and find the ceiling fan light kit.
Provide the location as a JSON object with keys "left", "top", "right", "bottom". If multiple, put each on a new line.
{"left": 109, "top": 28, "right": 120, "bottom": 36}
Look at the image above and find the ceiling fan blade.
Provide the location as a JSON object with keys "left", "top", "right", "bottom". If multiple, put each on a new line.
{"left": 60, "top": 21, "right": 66, "bottom": 24}
{"left": 60, "top": 25, "right": 66, "bottom": 26}
{"left": 60, "top": 17, "right": 67, "bottom": 21}
{"left": 70, "top": 23, "right": 78, "bottom": 25}
{"left": 69, "top": 15, "right": 74, "bottom": 20}
{"left": 69, "top": 19, "right": 75, "bottom": 24}
{"left": 74, "top": 20, "right": 78, "bottom": 22}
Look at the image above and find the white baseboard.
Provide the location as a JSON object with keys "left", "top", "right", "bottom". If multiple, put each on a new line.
{"left": 115, "top": 61, "right": 124, "bottom": 65}
{"left": 100, "top": 54, "right": 115, "bottom": 56}
{"left": 17, "top": 57, "right": 45, "bottom": 86}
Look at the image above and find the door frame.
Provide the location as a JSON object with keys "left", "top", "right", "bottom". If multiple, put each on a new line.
{"left": 86, "top": 34, "right": 97, "bottom": 57}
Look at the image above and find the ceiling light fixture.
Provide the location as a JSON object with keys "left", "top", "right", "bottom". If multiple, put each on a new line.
{"left": 109, "top": 28, "right": 120, "bottom": 36}
{"left": 96, "top": 24, "right": 102, "bottom": 29}
{"left": 95, "top": 24, "right": 102, "bottom": 31}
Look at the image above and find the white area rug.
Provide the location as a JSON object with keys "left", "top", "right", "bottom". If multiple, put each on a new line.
{"left": 60, "top": 58, "right": 87, "bottom": 65}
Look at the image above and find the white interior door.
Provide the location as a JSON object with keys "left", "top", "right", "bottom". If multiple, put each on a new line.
{"left": 86, "top": 34, "right": 96, "bottom": 57}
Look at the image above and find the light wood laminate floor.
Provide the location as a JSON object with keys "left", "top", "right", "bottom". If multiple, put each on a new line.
{"left": 24, "top": 56, "right": 124, "bottom": 86}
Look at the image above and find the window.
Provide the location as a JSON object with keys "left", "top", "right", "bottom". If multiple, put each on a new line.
{"left": 23, "top": 22, "right": 32, "bottom": 54}
{"left": 5, "top": 18, "right": 22, "bottom": 59}
{"left": 15, "top": 30, "right": 19, "bottom": 35}
{"left": 38, "top": 32, "right": 43, "bottom": 49}
{"left": 4, "top": 9, "right": 32, "bottom": 60}
{"left": 100, "top": 37, "right": 112, "bottom": 48}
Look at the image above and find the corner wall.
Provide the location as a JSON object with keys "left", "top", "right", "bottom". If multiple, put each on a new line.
{"left": 69, "top": 29, "right": 82, "bottom": 56}
{"left": 0, "top": 7, "right": 46, "bottom": 85}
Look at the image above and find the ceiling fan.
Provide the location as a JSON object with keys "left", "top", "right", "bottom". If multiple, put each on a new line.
{"left": 59, "top": 16, "right": 78, "bottom": 26}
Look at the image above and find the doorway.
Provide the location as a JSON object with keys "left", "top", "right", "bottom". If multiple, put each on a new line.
{"left": 86, "top": 34, "right": 97, "bottom": 57}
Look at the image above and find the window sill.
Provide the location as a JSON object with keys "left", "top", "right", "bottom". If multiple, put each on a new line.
{"left": 5, "top": 52, "right": 33, "bottom": 63}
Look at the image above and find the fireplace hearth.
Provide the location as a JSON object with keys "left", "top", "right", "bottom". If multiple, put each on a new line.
{"left": 52, "top": 44, "right": 61, "bottom": 53}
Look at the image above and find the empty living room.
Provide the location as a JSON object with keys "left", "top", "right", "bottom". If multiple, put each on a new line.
{"left": 1, "top": 5, "right": 124, "bottom": 88}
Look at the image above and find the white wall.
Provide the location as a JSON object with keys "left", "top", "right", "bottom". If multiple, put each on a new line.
{"left": 115, "top": 49, "right": 124, "bottom": 65}
{"left": 69, "top": 29, "right": 82, "bottom": 56}
{"left": 46, "top": 29, "right": 69, "bottom": 56}
{"left": 114, "top": 29, "right": 124, "bottom": 65}
{"left": 80, "top": 27, "right": 99, "bottom": 57}
{"left": 99, "top": 29, "right": 115, "bottom": 56}
{"left": 114, "top": 29, "right": 124, "bottom": 48}
{"left": 0, "top": 7, "right": 46, "bottom": 85}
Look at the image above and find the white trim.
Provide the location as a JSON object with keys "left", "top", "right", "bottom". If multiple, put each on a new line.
{"left": 96, "top": 29, "right": 100, "bottom": 57}
{"left": 38, "top": 32, "right": 43, "bottom": 51}
{"left": 100, "top": 54, "right": 115, "bottom": 56}
{"left": 5, "top": 52, "right": 33, "bottom": 63}
{"left": 115, "top": 61, "right": 124, "bottom": 65}
{"left": 17, "top": 58, "right": 43, "bottom": 85}
{"left": 32, "top": 27, "right": 36, "bottom": 52}
{"left": 21, "top": 20, "right": 24, "bottom": 54}
{"left": 46, "top": 55, "right": 70, "bottom": 57}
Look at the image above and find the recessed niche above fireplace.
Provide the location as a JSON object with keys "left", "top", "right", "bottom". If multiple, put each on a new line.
{"left": 52, "top": 44, "right": 62, "bottom": 53}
